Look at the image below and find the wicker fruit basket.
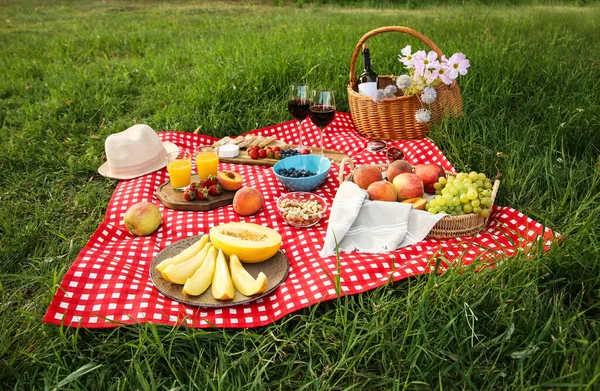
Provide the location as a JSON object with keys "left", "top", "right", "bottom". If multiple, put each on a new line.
{"left": 337, "top": 160, "right": 500, "bottom": 239}
{"left": 348, "top": 26, "right": 463, "bottom": 141}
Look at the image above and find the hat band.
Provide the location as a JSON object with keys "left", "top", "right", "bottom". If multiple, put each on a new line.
{"left": 111, "top": 149, "right": 167, "bottom": 176}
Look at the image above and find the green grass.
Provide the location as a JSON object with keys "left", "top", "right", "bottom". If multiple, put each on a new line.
{"left": 2, "top": 1, "right": 600, "bottom": 389}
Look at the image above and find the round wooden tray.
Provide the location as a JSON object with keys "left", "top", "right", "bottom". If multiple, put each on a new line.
{"left": 155, "top": 174, "right": 237, "bottom": 211}
{"left": 150, "top": 235, "right": 290, "bottom": 308}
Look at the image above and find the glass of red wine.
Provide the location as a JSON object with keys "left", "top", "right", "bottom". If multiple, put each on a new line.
{"left": 309, "top": 89, "right": 336, "bottom": 156}
{"left": 287, "top": 84, "right": 311, "bottom": 151}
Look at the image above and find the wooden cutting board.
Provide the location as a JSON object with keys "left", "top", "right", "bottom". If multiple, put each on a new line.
{"left": 156, "top": 174, "right": 237, "bottom": 211}
{"left": 219, "top": 144, "right": 349, "bottom": 167}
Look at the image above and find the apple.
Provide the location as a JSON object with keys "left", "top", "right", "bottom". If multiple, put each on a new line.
{"left": 217, "top": 170, "right": 243, "bottom": 191}
{"left": 212, "top": 248, "right": 235, "bottom": 300}
{"left": 392, "top": 173, "right": 424, "bottom": 201}
{"left": 385, "top": 160, "right": 412, "bottom": 182}
{"left": 413, "top": 164, "right": 445, "bottom": 193}
{"left": 123, "top": 202, "right": 162, "bottom": 236}
{"left": 367, "top": 180, "right": 397, "bottom": 202}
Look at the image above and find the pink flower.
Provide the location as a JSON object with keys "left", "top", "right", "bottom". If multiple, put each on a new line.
{"left": 447, "top": 52, "right": 470, "bottom": 76}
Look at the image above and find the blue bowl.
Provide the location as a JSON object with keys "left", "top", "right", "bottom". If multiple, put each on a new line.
{"left": 272, "top": 155, "right": 331, "bottom": 192}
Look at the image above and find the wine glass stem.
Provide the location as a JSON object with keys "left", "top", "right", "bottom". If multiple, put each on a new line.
{"left": 319, "top": 128, "right": 325, "bottom": 156}
{"left": 297, "top": 120, "right": 304, "bottom": 148}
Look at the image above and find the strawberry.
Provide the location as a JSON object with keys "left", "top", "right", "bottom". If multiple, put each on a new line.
{"left": 301, "top": 149, "right": 311, "bottom": 155}
{"left": 196, "top": 187, "right": 209, "bottom": 200}
{"left": 249, "top": 149, "right": 259, "bottom": 159}
{"left": 274, "top": 151, "right": 282, "bottom": 160}
{"left": 184, "top": 188, "right": 196, "bottom": 201}
{"left": 273, "top": 146, "right": 281, "bottom": 153}
{"left": 208, "top": 184, "right": 222, "bottom": 196}
{"left": 258, "top": 149, "right": 267, "bottom": 159}
{"left": 205, "top": 175, "right": 217, "bottom": 187}
{"left": 188, "top": 182, "right": 199, "bottom": 192}
{"left": 266, "top": 150, "right": 274, "bottom": 159}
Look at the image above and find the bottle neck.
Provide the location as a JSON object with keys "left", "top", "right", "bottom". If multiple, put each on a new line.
{"left": 363, "top": 48, "right": 372, "bottom": 71}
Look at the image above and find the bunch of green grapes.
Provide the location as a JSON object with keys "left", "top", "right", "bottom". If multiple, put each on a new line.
{"left": 426, "top": 171, "right": 494, "bottom": 217}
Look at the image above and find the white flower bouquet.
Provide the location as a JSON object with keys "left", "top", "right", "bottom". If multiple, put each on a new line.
{"left": 372, "top": 45, "right": 470, "bottom": 124}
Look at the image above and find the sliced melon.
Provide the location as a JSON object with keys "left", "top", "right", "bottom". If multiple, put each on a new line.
{"left": 230, "top": 254, "right": 268, "bottom": 296}
{"left": 182, "top": 246, "right": 217, "bottom": 296}
{"left": 161, "top": 243, "right": 211, "bottom": 284}
{"left": 211, "top": 249, "right": 235, "bottom": 300}
{"left": 156, "top": 235, "right": 208, "bottom": 272}
{"left": 209, "top": 222, "right": 282, "bottom": 263}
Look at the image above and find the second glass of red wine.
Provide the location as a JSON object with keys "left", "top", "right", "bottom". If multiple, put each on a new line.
{"left": 309, "top": 89, "right": 336, "bottom": 156}
{"left": 287, "top": 84, "right": 311, "bottom": 151}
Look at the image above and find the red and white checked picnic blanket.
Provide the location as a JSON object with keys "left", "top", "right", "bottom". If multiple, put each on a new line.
{"left": 44, "top": 112, "right": 557, "bottom": 328}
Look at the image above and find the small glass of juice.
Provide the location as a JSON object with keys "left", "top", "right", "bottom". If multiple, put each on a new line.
{"left": 166, "top": 151, "right": 192, "bottom": 191}
{"left": 194, "top": 145, "right": 219, "bottom": 179}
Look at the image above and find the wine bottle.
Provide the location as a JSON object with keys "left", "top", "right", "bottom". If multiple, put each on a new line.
{"left": 358, "top": 43, "right": 378, "bottom": 96}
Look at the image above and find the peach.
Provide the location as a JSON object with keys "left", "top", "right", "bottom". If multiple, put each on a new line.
{"left": 392, "top": 173, "right": 424, "bottom": 201}
{"left": 217, "top": 170, "right": 243, "bottom": 191}
{"left": 367, "top": 180, "right": 397, "bottom": 202}
{"left": 413, "top": 164, "right": 445, "bottom": 193}
{"left": 232, "top": 187, "right": 264, "bottom": 216}
{"left": 385, "top": 160, "right": 412, "bottom": 182}
{"left": 401, "top": 197, "right": 427, "bottom": 210}
{"left": 353, "top": 165, "right": 382, "bottom": 190}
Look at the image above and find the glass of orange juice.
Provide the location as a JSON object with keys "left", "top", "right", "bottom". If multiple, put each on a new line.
{"left": 194, "top": 145, "right": 219, "bottom": 179}
{"left": 166, "top": 151, "right": 192, "bottom": 191}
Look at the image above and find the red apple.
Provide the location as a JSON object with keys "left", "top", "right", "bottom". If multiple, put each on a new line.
{"left": 392, "top": 173, "right": 424, "bottom": 201}
{"left": 385, "top": 160, "right": 412, "bottom": 182}
{"left": 413, "top": 164, "right": 445, "bottom": 193}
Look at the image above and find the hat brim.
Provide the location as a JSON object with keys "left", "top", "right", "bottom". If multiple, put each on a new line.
{"left": 98, "top": 141, "right": 179, "bottom": 180}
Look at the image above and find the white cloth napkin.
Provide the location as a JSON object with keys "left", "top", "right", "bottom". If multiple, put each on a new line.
{"left": 320, "top": 181, "right": 446, "bottom": 257}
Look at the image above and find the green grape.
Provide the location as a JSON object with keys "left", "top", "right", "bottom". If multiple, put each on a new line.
{"left": 481, "top": 197, "right": 491, "bottom": 207}
{"left": 477, "top": 173, "right": 487, "bottom": 181}
{"left": 434, "top": 182, "right": 443, "bottom": 190}
{"left": 429, "top": 199, "right": 437, "bottom": 208}
{"left": 484, "top": 181, "right": 493, "bottom": 189}
{"left": 464, "top": 178, "right": 473, "bottom": 185}
{"left": 441, "top": 205, "right": 448, "bottom": 212}
{"left": 435, "top": 189, "right": 442, "bottom": 195}
{"left": 439, "top": 177, "right": 447, "bottom": 185}
{"left": 452, "top": 196, "right": 461, "bottom": 206}
{"left": 475, "top": 180, "right": 484, "bottom": 188}
{"left": 467, "top": 190, "right": 478, "bottom": 200}
{"left": 459, "top": 193, "right": 469, "bottom": 203}
{"left": 456, "top": 172, "right": 467, "bottom": 181}
{"left": 473, "top": 206, "right": 482, "bottom": 214}
{"left": 449, "top": 186, "right": 459, "bottom": 195}
{"left": 447, "top": 176, "right": 455, "bottom": 184}
{"left": 480, "top": 208, "right": 490, "bottom": 218}
{"left": 450, "top": 211, "right": 457, "bottom": 216}
{"left": 434, "top": 195, "right": 444, "bottom": 204}
{"left": 468, "top": 171, "right": 478, "bottom": 180}
{"left": 481, "top": 189, "right": 492, "bottom": 198}
{"left": 428, "top": 207, "right": 437, "bottom": 214}
{"left": 443, "top": 193, "right": 453, "bottom": 204}
{"left": 455, "top": 205, "right": 463, "bottom": 212}
{"left": 463, "top": 203, "right": 473, "bottom": 213}
{"left": 435, "top": 205, "right": 442, "bottom": 213}
{"left": 471, "top": 199, "right": 481, "bottom": 207}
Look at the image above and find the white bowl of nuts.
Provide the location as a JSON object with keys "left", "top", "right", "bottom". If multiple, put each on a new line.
{"left": 276, "top": 192, "right": 328, "bottom": 228}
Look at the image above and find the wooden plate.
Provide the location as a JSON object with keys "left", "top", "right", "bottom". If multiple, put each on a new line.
{"left": 155, "top": 174, "right": 237, "bottom": 211}
{"left": 150, "top": 235, "right": 290, "bottom": 308}
{"left": 220, "top": 144, "right": 349, "bottom": 167}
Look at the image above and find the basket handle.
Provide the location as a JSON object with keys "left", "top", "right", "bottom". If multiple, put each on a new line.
{"left": 337, "top": 157, "right": 355, "bottom": 184}
{"left": 349, "top": 26, "right": 445, "bottom": 88}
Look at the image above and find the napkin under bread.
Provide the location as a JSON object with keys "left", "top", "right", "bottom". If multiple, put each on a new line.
{"left": 320, "top": 181, "right": 445, "bottom": 256}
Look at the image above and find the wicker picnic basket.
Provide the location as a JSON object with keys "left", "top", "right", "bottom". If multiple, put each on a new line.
{"left": 337, "top": 159, "right": 500, "bottom": 239}
{"left": 348, "top": 26, "right": 463, "bottom": 141}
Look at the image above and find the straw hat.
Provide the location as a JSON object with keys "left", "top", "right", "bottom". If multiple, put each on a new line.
{"left": 98, "top": 124, "right": 179, "bottom": 180}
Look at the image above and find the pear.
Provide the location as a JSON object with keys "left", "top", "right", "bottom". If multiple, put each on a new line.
{"left": 161, "top": 243, "right": 211, "bottom": 284}
{"left": 211, "top": 249, "right": 235, "bottom": 300}
{"left": 230, "top": 254, "right": 268, "bottom": 296}
{"left": 182, "top": 246, "right": 217, "bottom": 296}
{"left": 156, "top": 235, "right": 208, "bottom": 272}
